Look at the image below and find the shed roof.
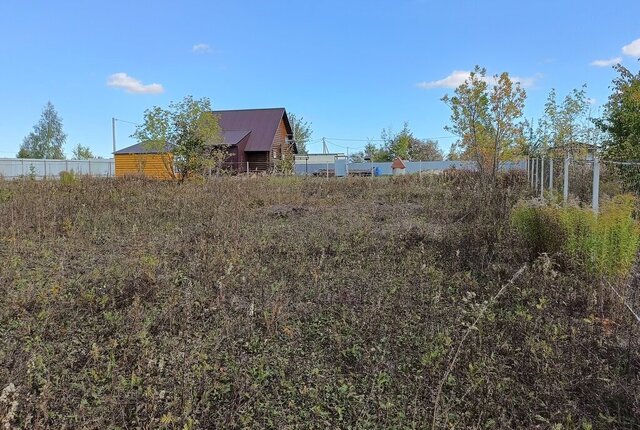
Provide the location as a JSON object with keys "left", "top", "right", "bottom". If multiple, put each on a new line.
{"left": 114, "top": 141, "right": 174, "bottom": 155}
{"left": 391, "top": 157, "right": 407, "bottom": 169}
{"left": 212, "top": 108, "right": 292, "bottom": 152}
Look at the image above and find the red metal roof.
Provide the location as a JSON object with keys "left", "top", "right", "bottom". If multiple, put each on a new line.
{"left": 391, "top": 157, "right": 406, "bottom": 169}
{"left": 212, "top": 108, "right": 292, "bottom": 152}
{"left": 221, "top": 130, "right": 251, "bottom": 145}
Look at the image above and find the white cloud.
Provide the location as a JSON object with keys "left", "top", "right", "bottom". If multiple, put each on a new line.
{"left": 417, "top": 70, "right": 471, "bottom": 89}
{"left": 590, "top": 57, "right": 622, "bottom": 67}
{"left": 417, "top": 70, "right": 540, "bottom": 89}
{"left": 192, "top": 43, "right": 212, "bottom": 53}
{"left": 622, "top": 38, "right": 640, "bottom": 57}
{"left": 588, "top": 98, "right": 597, "bottom": 105}
{"left": 510, "top": 75, "right": 540, "bottom": 88}
{"left": 106, "top": 73, "right": 164, "bottom": 94}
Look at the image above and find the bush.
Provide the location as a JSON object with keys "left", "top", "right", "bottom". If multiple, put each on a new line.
{"left": 59, "top": 170, "right": 77, "bottom": 184}
{"left": 512, "top": 195, "right": 640, "bottom": 280}
{"left": 511, "top": 200, "right": 567, "bottom": 257}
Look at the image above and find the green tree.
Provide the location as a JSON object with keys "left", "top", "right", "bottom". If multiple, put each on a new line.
{"left": 535, "top": 85, "right": 598, "bottom": 157}
{"left": 132, "top": 96, "right": 224, "bottom": 180}
{"left": 446, "top": 143, "right": 461, "bottom": 161}
{"left": 71, "top": 144, "right": 94, "bottom": 160}
{"left": 384, "top": 123, "right": 411, "bottom": 160}
{"left": 289, "top": 113, "right": 312, "bottom": 155}
{"left": 408, "top": 138, "right": 444, "bottom": 161}
{"left": 17, "top": 102, "right": 66, "bottom": 159}
{"left": 442, "top": 66, "right": 526, "bottom": 176}
{"left": 383, "top": 122, "right": 444, "bottom": 161}
{"left": 596, "top": 64, "right": 640, "bottom": 160}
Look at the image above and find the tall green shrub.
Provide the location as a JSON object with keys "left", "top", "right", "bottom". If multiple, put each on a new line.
{"left": 512, "top": 195, "right": 640, "bottom": 280}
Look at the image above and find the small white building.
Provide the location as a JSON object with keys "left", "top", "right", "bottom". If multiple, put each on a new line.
{"left": 295, "top": 153, "right": 345, "bottom": 164}
{"left": 391, "top": 157, "right": 407, "bottom": 175}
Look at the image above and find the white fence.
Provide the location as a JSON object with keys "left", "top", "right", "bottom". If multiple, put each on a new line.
{"left": 294, "top": 159, "right": 527, "bottom": 176}
{"left": 526, "top": 156, "right": 640, "bottom": 214}
{"left": 0, "top": 158, "right": 115, "bottom": 179}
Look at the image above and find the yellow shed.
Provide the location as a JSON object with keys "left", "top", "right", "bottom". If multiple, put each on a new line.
{"left": 114, "top": 142, "right": 176, "bottom": 179}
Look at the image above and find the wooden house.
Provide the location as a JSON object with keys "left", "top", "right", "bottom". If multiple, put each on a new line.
{"left": 214, "top": 107, "right": 297, "bottom": 171}
{"left": 113, "top": 107, "right": 297, "bottom": 177}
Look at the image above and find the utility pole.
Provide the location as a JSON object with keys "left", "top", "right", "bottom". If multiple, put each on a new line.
{"left": 112, "top": 117, "right": 116, "bottom": 154}
{"left": 322, "top": 137, "right": 328, "bottom": 154}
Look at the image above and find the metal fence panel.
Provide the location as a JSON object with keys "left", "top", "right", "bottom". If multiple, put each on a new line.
{"left": 0, "top": 158, "right": 115, "bottom": 179}
{"left": 294, "top": 159, "right": 526, "bottom": 176}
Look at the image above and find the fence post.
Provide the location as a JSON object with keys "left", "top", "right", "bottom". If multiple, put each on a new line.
{"left": 530, "top": 157, "right": 534, "bottom": 186}
{"left": 549, "top": 158, "right": 553, "bottom": 191}
{"left": 540, "top": 156, "right": 545, "bottom": 197}
{"left": 592, "top": 157, "right": 600, "bottom": 215}
{"left": 563, "top": 156, "right": 570, "bottom": 204}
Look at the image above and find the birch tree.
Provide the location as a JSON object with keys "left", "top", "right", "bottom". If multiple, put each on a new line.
{"left": 442, "top": 66, "right": 526, "bottom": 177}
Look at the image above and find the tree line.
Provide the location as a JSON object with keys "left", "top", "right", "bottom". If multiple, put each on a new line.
{"left": 15, "top": 60, "right": 640, "bottom": 176}
{"left": 439, "top": 62, "right": 640, "bottom": 177}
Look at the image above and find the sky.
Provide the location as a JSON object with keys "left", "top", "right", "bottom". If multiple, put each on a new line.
{"left": 1, "top": 0, "right": 639, "bottom": 158}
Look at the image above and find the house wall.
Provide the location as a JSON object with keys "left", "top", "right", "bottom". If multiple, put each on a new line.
{"left": 115, "top": 153, "right": 175, "bottom": 179}
{"left": 246, "top": 152, "right": 271, "bottom": 171}
{"left": 271, "top": 118, "right": 292, "bottom": 161}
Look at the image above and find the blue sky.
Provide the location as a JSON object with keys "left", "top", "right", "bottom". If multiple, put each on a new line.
{"left": 1, "top": 0, "right": 639, "bottom": 158}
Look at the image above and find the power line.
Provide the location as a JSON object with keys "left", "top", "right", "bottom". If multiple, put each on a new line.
{"left": 325, "top": 137, "right": 385, "bottom": 142}
{"left": 114, "top": 118, "right": 139, "bottom": 126}
{"left": 325, "top": 140, "right": 368, "bottom": 151}
{"left": 325, "top": 135, "right": 458, "bottom": 142}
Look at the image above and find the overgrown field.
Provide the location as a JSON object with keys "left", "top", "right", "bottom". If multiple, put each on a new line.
{"left": 0, "top": 174, "right": 638, "bottom": 429}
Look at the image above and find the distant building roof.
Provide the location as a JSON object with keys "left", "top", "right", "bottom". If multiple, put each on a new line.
{"left": 212, "top": 108, "right": 293, "bottom": 152}
{"left": 114, "top": 141, "right": 174, "bottom": 155}
{"left": 391, "top": 157, "right": 406, "bottom": 169}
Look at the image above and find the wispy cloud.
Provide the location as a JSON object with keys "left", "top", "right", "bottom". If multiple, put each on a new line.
{"left": 417, "top": 70, "right": 471, "bottom": 89}
{"left": 192, "top": 43, "right": 213, "bottom": 54}
{"left": 107, "top": 73, "right": 164, "bottom": 94}
{"left": 417, "top": 70, "right": 540, "bottom": 90}
{"left": 622, "top": 38, "right": 640, "bottom": 57}
{"left": 590, "top": 57, "right": 622, "bottom": 67}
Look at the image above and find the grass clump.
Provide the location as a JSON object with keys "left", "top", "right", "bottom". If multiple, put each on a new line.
{"left": 512, "top": 194, "right": 640, "bottom": 280}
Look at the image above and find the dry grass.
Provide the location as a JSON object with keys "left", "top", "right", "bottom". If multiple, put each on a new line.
{"left": 0, "top": 174, "right": 638, "bottom": 429}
